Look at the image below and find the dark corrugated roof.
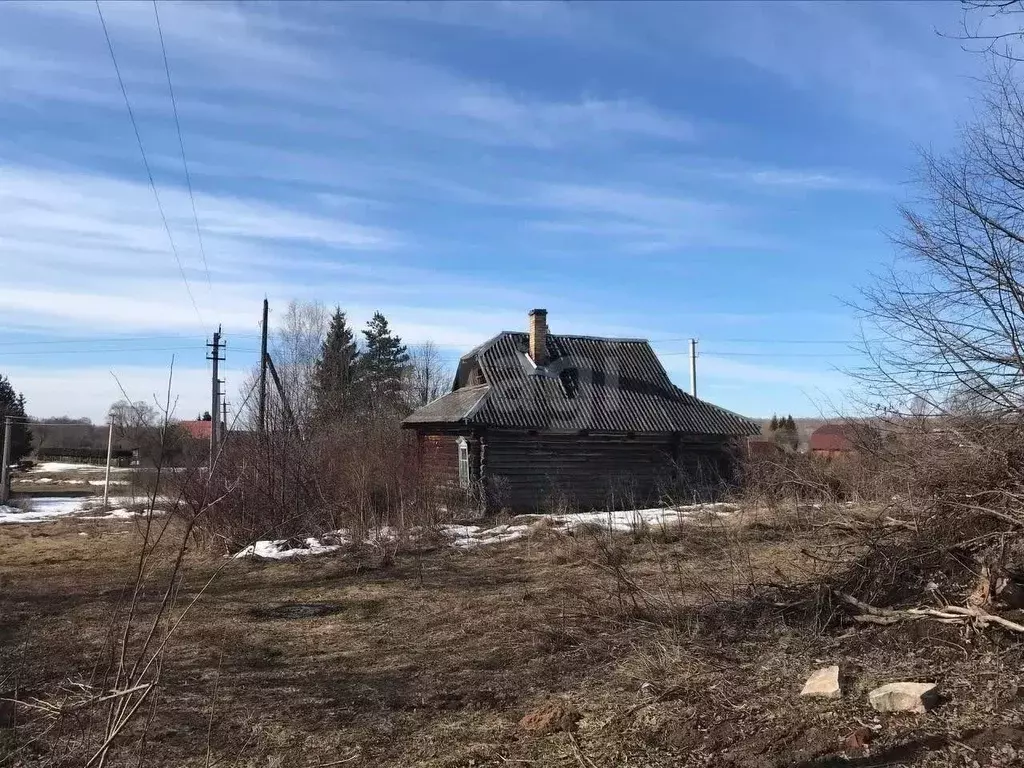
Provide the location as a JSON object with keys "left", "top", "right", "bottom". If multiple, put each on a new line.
{"left": 403, "top": 385, "right": 490, "bottom": 424}
{"left": 404, "top": 332, "right": 758, "bottom": 436}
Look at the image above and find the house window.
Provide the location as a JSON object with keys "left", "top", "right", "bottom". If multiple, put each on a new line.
{"left": 457, "top": 438, "right": 470, "bottom": 489}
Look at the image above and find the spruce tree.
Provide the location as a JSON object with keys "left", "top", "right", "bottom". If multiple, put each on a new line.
{"left": 0, "top": 375, "right": 33, "bottom": 464}
{"left": 781, "top": 415, "right": 798, "bottom": 450}
{"left": 314, "top": 307, "right": 361, "bottom": 420}
{"left": 769, "top": 414, "right": 779, "bottom": 431}
{"left": 360, "top": 311, "right": 410, "bottom": 413}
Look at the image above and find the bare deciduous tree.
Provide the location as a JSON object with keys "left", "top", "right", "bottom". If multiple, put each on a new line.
{"left": 269, "top": 299, "right": 329, "bottom": 429}
{"left": 406, "top": 341, "right": 452, "bottom": 407}
{"left": 858, "top": 64, "right": 1024, "bottom": 420}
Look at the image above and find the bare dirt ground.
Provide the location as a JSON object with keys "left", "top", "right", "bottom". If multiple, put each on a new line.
{"left": 3, "top": 508, "right": 1024, "bottom": 767}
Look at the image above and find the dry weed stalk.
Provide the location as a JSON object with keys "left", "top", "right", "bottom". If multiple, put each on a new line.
{"left": 1, "top": 366, "right": 232, "bottom": 767}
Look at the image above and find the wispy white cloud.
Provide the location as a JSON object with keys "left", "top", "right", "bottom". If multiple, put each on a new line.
{"left": 449, "top": 94, "right": 695, "bottom": 147}
{"left": 0, "top": 1, "right": 694, "bottom": 150}
{"left": 686, "top": 1, "right": 971, "bottom": 134}
{"left": 526, "top": 182, "right": 771, "bottom": 251}
{"left": 712, "top": 167, "right": 891, "bottom": 193}
{"left": 699, "top": 355, "right": 850, "bottom": 391}
{"left": 0, "top": 164, "right": 397, "bottom": 277}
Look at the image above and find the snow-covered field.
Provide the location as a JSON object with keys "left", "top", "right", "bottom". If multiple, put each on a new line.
{"left": 234, "top": 503, "right": 737, "bottom": 560}
{"left": 28, "top": 462, "right": 133, "bottom": 474}
{"left": 0, "top": 495, "right": 165, "bottom": 524}
{"left": 0, "top": 498, "right": 86, "bottom": 524}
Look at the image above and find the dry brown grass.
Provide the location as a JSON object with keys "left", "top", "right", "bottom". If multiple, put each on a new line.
{"left": 3, "top": 508, "right": 1024, "bottom": 767}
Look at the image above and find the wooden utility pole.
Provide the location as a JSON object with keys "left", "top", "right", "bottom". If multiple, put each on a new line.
{"left": 221, "top": 397, "right": 228, "bottom": 441}
{"left": 689, "top": 338, "right": 698, "bottom": 398}
{"left": 207, "top": 326, "right": 224, "bottom": 463}
{"left": 102, "top": 420, "right": 114, "bottom": 510}
{"left": 0, "top": 416, "right": 11, "bottom": 504}
{"left": 258, "top": 298, "right": 269, "bottom": 434}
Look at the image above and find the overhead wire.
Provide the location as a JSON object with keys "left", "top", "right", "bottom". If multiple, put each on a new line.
{"left": 152, "top": 0, "right": 212, "bottom": 294}
{"left": 0, "top": 346, "right": 261, "bottom": 357}
{"left": 650, "top": 337, "right": 858, "bottom": 345}
{"left": 94, "top": 0, "right": 204, "bottom": 325}
{"left": 659, "top": 350, "right": 862, "bottom": 358}
{"left": 0, "top": 333, "right": 263, "bottom": 347}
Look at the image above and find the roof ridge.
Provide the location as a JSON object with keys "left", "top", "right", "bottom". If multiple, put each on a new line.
{"left": 500, "top": 330, "right": 651, "bottom": 344}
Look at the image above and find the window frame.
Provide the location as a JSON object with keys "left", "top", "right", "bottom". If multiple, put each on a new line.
{"left": 457, "top": 437, "right": 470, "bottom": 489}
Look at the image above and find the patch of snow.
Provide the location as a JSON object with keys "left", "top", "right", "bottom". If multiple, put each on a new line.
{"left": 233, "top": 538, "right": 342, "bottom": 560}
{"left": 441, "top": 504, "right": 735, "bottom": 548}
{"left": 29, "top": 462, "right": 132, "bottom": 473}
{"left": 0, "top": 498, "right": 88, "bottom": 523}
{"left": 504, "top": 503, "right": 734, "bottom": 535}
{"left": 87, "top": 480, "right": 129, "bottom": 486}
{"left": 30, "top": 462, "right": 104, "bottom": 473}
{"left": 442, "top": 523, "right": 532, "bottom": 549}
{"left": 230, "top": 504, "right": 736, "bottom": 559}
{"left": 80, "top": 507, "right": 158, "bottom": 520}
{"left": 0, "top": 495, "right": 168, "bottom": 524}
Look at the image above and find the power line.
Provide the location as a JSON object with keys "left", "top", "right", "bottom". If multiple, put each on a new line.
{"left": 694, "top": 351, "right": 862, "bottom": 359}
{"left": 0, "top": 346, "right": 262, "bottom": 357}
{"left": 152, "top": 0, "right": 212, "bottom": 293}
{"left": 0, "top": 333, "right": 263, "bottom": 347}
{"left": 651, "top": 337, "right": 858, "bottom": 345}
{"left": 95, "top": 0, "right": 204, "bottom": 325}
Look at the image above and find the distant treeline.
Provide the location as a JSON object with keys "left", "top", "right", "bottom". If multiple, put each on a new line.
{"left": 31, "top": 418, "right": 121, "bottom": 455}
{"left": 34, "top": 446, "right": 134, "bottom": 465}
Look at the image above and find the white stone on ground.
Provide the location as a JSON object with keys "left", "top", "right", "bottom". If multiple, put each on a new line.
{"left": 800, "top": 665, "right": 841, "bottom": 699}
{"left": 868, "top": 682, "right": 938, "bottom": 713}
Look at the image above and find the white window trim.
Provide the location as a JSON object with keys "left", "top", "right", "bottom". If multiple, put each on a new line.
{"left": 457, "top": 437, "right": 470, "bottom": 489}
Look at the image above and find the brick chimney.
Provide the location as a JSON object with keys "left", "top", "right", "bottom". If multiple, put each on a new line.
{"left": 528, "top": 308, "right": 549, "bottom": 365}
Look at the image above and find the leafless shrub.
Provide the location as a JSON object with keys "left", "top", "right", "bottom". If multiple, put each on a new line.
{"left": 178, "top": 412, "right": 471, "bottom": 556}
{"left": 1, "top": 368, "right": 225, "bottom": 767}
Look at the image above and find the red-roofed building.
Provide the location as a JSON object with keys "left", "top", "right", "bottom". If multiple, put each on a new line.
{"left": 178, "top": 419, "right": 214, "bottom": 441}
{"left": 809, "top": 424, "right": 856, "bottom": 458}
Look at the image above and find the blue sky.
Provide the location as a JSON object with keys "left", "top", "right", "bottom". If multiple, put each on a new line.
{"left": 0, "top": 0, "right": 995, "bottom": 421}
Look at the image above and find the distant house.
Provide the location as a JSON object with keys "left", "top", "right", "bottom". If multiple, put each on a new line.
{"left": 178, "top": 419, "right": 214, "bottom": 442}
{"left": 402, "top": 309, "right": 759, "bottom": 511}
{"left": 809, "top": 424, "right": 856, "bottom": 458}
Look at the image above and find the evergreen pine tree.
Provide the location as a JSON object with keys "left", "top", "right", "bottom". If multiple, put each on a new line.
{"left": 769, "top": 414, "right": 779, "bottom": 431}
{"left": 313, "top": 307, "right": 361, "bottom": 420}
{"left": 0, "top": 374, "right": 33, "bottom": 464}
{"left": 360, "top": 311, "right": 410, "bottom": 413}
{"left": 779, "top": 415, "right": 798, "bottom": 450}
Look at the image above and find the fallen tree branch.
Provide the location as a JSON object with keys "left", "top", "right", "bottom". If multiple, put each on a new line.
{"left": 835, "top": 591, "right": 1024, "bottom": 634}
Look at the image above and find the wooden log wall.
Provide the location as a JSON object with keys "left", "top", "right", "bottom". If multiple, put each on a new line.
{"left": 482, "top": 430, "right": 726, "bottom": 511}
{"left": 417, "top": 433, "right": 459, "bottom": 487}
{"left": 415, "top": 431, "right": 480, "bottom": 488}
